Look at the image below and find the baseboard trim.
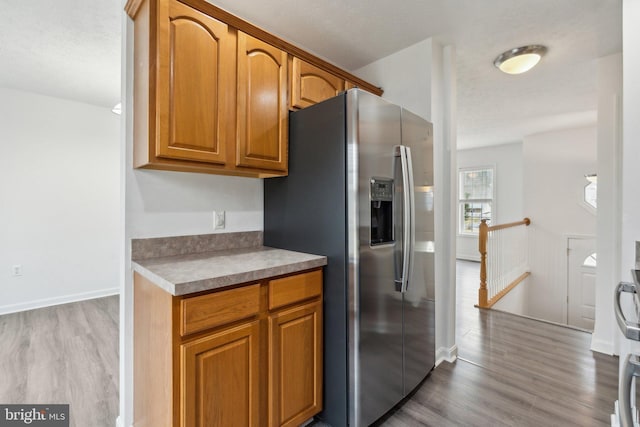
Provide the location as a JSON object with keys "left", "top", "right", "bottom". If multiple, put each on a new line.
{"left": 115, "top": 415, "right": 132, "bottom": 427}
{"left": 436, "top": 344, "right": 458, "bottom": 366}
{"left": 488, "top": 306, "right": 593, "bottom": 333}
{"left": 0, "top": 287, "right": 120, "bottom": 315}
{"left": 456, "top": 255, "right": 481, "bottom": 262}
{"left": 591, "top": 337, "right": 615, "bottom": 356}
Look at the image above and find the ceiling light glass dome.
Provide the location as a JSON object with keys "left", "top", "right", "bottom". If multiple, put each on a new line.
{"left": 494, "top": 45, "right": 547, "bottom": 75}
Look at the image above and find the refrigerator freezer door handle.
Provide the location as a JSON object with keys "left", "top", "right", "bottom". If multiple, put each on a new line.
{"left": 398, "top": 145, "right": 411, "bottom": 293}
{"left": 620, "top": 354, "right": 640, "bottom": 427}
{"left": 615, "top": 281, "right": 640, "bottom": 340}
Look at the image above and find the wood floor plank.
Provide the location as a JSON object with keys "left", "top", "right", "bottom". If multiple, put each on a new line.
{"left": 373, "top": 260, "right": 619, "bottom": 426}
{"left": 0, "top": 296, "right": 119, "bottom": 427}
{"left": 0, "top": 262, "right": 619, "bottom": 427}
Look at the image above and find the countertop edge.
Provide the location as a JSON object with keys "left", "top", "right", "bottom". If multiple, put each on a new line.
{"left": 173, "top": 257, "right": 327, "bottom": 296}
{"left": 132, "top": 250, "right": 327, "bottom": 296}
{"left": 132, "top": 262, "right": 177, "bottom": 295}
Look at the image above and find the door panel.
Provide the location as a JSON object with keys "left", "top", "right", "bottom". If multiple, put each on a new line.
{"left": 181, "top": 321, "right": 260, "bottom": 427}
{"left": 401, "top": 109, "right": 435, "bottom": 393}
{"left": 157, "top": 0, "right": 231, "bottom": 164}
{"left": 236, "top": 32, "right": 288, "bottom": 172}
{"left": 291, "top": 58, "right": 344, "bottom": 109}
{"left": 350, "top": 90, "right": 404, "bottom": 426}
{"left": 269, "top": 301, "right": 322, "bottom": 427}
{"left": 567, "top": 237, "right": 596, "bottom": 330}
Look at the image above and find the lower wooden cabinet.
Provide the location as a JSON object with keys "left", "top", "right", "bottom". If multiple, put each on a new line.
{"left": 181, "top": 321, "right": 261, "bottom": 427}
{"left": 269, "top": 300, "right": 322, "bottom": 427}
{"left": 133, "top": 268, "right": 323, "bottom": 427}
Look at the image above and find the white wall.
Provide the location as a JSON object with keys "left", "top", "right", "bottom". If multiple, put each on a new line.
{"left": 617, "top": 0, "right": 640, "bottom": 363}
{"left": 126, "top": 170, "right": 262, "bottom": 237}
{"left": 591, "top": 53, "right": 622, "bottom": 355}
{"left": 355, "top": 38, "right": 458, "bottom": 365}
{"left": 0, "top": 87, "right": 120, "bottom": 314}
{"left": 492, "top": 276, "right": 529, "bottom": 314}
{"left": 621, "top": 0, "right": 640, "bottom": 283}
{"left": 456, "top": 143, "right": 524, "bottom": 261}
{"left": 355, "top": 39, "right": 432, "bottom": 119}
{"left": 523, "top": 126, "right": 597, "bottom": 323}
{"left": 119, "top": 13, "right": 264, "bottom": 427}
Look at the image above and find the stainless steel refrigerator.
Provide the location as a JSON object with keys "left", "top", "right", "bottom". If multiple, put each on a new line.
{"left": 264, "top": 89, "right": 435, "bottom": 427}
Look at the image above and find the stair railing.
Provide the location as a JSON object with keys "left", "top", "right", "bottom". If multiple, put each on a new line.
{"left": 478, "top": 217, "right": 531, "bottom": 308}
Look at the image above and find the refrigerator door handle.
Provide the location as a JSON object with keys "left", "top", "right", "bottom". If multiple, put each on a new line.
{"left": 395, "top": 145, "right": 412, "bottom": 293}
{"left": 620, "top": 354, "right": 640, "bottom": 427}
{"left": 404, "top": 146, "right": 416, "bottom": 292}
{"left": 615, "top": 281, "right": 640, "bottom": 340}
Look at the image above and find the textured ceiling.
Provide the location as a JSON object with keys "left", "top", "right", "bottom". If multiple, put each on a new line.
{"left": 447, "top": 0, "right": 621, "bottom": 148}
{"left": 0, "top": 0, "right": 121, "bottom": 108}
{"left": 0, "top": 0, "right": 622, "bottom": 148}
{"left": 209, "top": 0, "right": 622, "bottom": 149}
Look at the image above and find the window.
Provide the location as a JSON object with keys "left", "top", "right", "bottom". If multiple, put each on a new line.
{"left": 584, "top": 181, "right": 597, "bottom": 209}
{"left": 459, "top": 167, "right": 494, "bottom": 234}
{"left": 583, "top": 253, "right": 597, "bottom": 268}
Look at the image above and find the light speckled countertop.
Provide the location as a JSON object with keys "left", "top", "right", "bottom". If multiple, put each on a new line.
{"left": 132, "top": 246, "right": 327, "bottom": 296}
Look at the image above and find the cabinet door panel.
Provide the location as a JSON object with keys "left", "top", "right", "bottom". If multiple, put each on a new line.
{"left": 269, "top": 300, "right": 322, "bottom": 427}
{"left": 157, "top": 0, "right": 232, "bottom": 164}
{"left": 237, "top": 32, "right": 288, "bottom": 172}
{"left": 181, "top": 321, "right": 260, "bottom": 427}
{"left": 291, "top": 58, "right": 344, "bottom": 109}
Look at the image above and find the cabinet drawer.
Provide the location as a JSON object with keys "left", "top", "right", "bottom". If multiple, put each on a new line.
{"left": 181, "top": 284, "right": 260, "bottom": 336}
{"left": 269, "top": 270, "right": 322, "bottom": 310}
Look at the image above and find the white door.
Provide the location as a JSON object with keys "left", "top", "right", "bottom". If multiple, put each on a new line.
{"left": 567, "top": 237, "right": 596, "bottom": 330}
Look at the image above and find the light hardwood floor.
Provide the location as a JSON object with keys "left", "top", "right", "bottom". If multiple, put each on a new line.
{"left": 376, "top": 260, "right": 619, "bottom": 426}
{"left": 0, "top": 263, "right": 619, "bottom": 427}
{"left": 0, "top": 296, "right": 119, "bottom": 427}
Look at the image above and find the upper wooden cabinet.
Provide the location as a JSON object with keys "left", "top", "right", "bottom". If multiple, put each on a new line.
{"left": 237, "top": 33, "right": 288, "bottom": 172}
{"left": 128, "top": 0, "right": 285, "bottom": 177}
{"left": 291, "top": 58, "right": 345, "bottom": 109}
{"left": 157, "top": 0, "right": 233, "bottom": 165}
{"left": 126, "top": 0, "right": 382, "bottom": 178}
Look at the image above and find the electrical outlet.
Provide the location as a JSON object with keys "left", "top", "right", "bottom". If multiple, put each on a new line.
{"left": 12, "top": 265, "right": 22, "bottom": 276}
{"left": 213, "top": 211, "right": 225, "bottom": 230}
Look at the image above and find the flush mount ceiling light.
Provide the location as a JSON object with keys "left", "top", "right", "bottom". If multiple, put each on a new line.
{"left": 493, "top": 45, "right": 547, "bottom": 75}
